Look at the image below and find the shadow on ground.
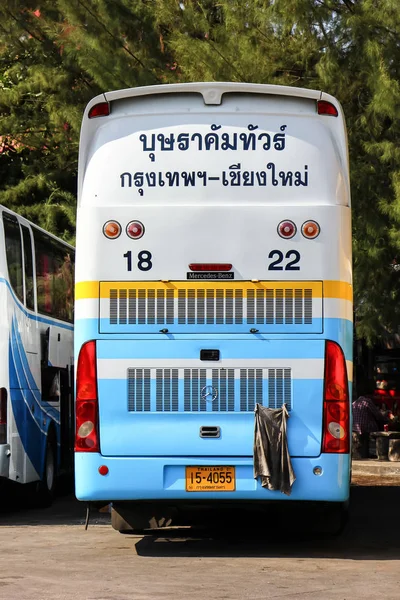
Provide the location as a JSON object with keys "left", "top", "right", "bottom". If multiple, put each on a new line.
{"left": 1, "top": 476, "right": 399, "bottom": 561}
{"left": 132, "top": 479, "right": 400, "bottom": 560}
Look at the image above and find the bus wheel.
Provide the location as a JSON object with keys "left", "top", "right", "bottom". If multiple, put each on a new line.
{"left": 36, "top": 439, "right": 56, "bottom": 507}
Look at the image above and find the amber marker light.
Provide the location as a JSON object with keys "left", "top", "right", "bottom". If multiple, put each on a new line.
{"left": 103, "top": 221, "right": 121, "bottom": 239}
{"left": 301, "top": 220, "right": 320, "bottom": 239}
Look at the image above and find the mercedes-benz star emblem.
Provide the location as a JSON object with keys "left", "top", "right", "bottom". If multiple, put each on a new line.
{"left": 201, "top": 385, "right": 218, "bottom": 403}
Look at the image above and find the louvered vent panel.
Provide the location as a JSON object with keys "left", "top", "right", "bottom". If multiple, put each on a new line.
{"left": 184, "top": 368, "right": 207, "bottom": 412}
{"left": 268, "top": 368, "right": 292, "bottom": 409}
{"left": 109, "top": 287, "right": 313, "bottom": 327}
{"left": 156, "top": 368, "right": 179, "bottom": 411}
{"left": 240, "top": 368, "right": 263, "bottom": 411}
{"left": 113, "top": 289, "right": 175, "bottom": 325}
{"left": 127, "top": 367, "right": 291, "bottom": 412}
{"left": 127, "top": 368, "right": 151, "bottom": 412}
{"left": 211, "top": 368, "right": 235, "bottom": 412}
{"left": 247, "top": 288, "right": 313, "bottom": 326}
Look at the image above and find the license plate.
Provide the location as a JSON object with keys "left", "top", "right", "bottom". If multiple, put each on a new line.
{"left": 185, "top": 466, "right": 235, "bottom": 492}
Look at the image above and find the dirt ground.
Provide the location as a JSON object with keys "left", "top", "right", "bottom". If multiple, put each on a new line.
{"left": 1, "top": 476, "right": 400, "bottom": 600}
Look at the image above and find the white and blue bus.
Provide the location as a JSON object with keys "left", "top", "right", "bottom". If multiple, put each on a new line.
{"left": 75, "top": 82, "right": 352, "bottom": 531}
{"left": 0, "top": 207, "right": 74, "bottom": 504}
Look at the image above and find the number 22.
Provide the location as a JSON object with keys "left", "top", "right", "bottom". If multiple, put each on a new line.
{"left": 268, "top": 250, "right": 300, "bottom": 271}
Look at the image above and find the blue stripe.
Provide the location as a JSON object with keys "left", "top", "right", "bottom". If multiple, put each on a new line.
{"left": 9, "top": 332, "right": 43, "bottom": 475}
{"left": 76, "top": 317, "right": 353, "bottom": 360}
{"left": 0, "top": 277, "right": 73, "bottom": 331}
{"left": 9, "top": 314, "right": 64, "bottom": 480}
{"left": 12, "top": 318, "right": 60, "bottom": 421}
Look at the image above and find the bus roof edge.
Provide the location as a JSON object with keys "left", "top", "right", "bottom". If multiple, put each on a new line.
{"left": 101, "top": 82, "right": 323, "bottom": 106}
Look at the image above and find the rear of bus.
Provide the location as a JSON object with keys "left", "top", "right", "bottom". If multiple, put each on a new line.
{"left": 74, "top": 83, "right": 352, "bottom": 530}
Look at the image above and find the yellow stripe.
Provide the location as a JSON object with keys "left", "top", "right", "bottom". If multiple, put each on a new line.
{"left": 324, "top": 280, "right": 353, "bottom": 302}
{"left": 75, "top": 280, "right": 352, "bottom": 301}
{"left": 75, "top": 281, "right": 99, "bottom": 300}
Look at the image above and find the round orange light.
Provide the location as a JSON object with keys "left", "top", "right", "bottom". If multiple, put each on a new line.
{"left": 103, "top": 220, "right": 121, "bottom": 239}
{"left": 301, "top": 220, "right": 320, "bottom": 239}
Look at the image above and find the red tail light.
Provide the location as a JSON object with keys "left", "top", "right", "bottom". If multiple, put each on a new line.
{"left": 317, "top": 100, "right": 338, "bottom": 117}
{"left": 88, "top": 102, "right": 110, "bottom": 119}
{"left": 75, "top": 341, "right": 99, "bottom": 452}
{"left": 0, "top": 388, "right": 7, "bottom": 444}
{"left": 322, "top": 341, "right": 350, "bottom": 453}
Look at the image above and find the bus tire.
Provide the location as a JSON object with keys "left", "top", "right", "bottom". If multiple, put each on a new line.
{"left": 36, "top": 438, "right": 56, "bottom": 508}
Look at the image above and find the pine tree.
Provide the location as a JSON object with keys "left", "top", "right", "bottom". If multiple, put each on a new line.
{"left": 1, "top": 0, "right": 400, "bottom": 343}
{"left": 156, "top": 0, "right": 400, "bottom": 344}
{"left": 0, "top": 0, "right": 167, "bottom": 242}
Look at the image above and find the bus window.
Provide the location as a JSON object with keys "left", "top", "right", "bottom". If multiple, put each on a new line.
{"left": 3, "top": 212, "right": 23, "bottom": 303}
{"left": 33, "top": 228, "right": 74, "bottom": 323}
{"left": 0, "top": 205, "right": 75, "bottom": 506}
{"left": 21, "top": 225, "right": 34, "bottom": 310}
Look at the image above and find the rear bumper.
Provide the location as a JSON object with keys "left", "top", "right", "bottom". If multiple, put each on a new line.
{"left": 75, "top": 453, "right": 350, "bottom": 503}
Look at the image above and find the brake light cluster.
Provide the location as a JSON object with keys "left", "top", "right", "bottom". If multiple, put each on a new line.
{"left": 277, "top": 220, "right": 320, "bottom": 239}
{"left": 322, "top": 341, "right": 350, "bottom": 454}
{"left": 103, "top": 220, "right": 145, "bottom": 240}
{"left": 75, "top": 341, "right": 99, "bottom": 453}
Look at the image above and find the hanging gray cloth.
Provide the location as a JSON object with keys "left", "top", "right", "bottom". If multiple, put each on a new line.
{"left": 253, "top": 403, "right": 296, "bottom": 496}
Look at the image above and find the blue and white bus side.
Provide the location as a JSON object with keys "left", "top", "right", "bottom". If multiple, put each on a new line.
{"left": 74, "top": 82, "right": 352, "bottom": 532}
{"left": 0, "top": 207, "right": 74, "bottom": 503}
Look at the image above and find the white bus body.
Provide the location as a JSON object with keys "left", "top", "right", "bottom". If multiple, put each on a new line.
{"left": 75, "top": 83, "right": 352, "bottom": 531}
{"left": 0, "top": 207, "right": 74, "bottom": 500}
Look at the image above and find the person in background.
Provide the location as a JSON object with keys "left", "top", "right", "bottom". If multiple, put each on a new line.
{"left": 352, "top": 382, "right": 391, "bottom": 459}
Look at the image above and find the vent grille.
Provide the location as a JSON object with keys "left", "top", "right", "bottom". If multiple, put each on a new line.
{"left": 109, "top": 286, "right": 314, "bottom": 328}
{"left": 127, "top": 367, "right": 292, "bottom": 412}
{"left": 127, "top": 368, "right": 151, "bottom": 412}
{"left": 240, "top": 368, "right": 263, "bottom": 411}
{"left": 247, "top": 288, "right": 312, "bottom": 325}
{"left": 111, "top": 289, "right": 174, "bottom": 325}
{"left": 184, "top": 369, "right": 207, "bottom": 412}
{"left": 156, "top": 368, "right": 179, "bottom": 411}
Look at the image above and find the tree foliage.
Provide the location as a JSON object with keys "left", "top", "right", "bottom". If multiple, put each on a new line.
{"left": 1, "top": 0, "right": 400, "bottom": 342}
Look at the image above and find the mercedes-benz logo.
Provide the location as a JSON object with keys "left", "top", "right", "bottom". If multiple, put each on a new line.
{"left": 201, "top": 385, "right": 218, "bottom": 403}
